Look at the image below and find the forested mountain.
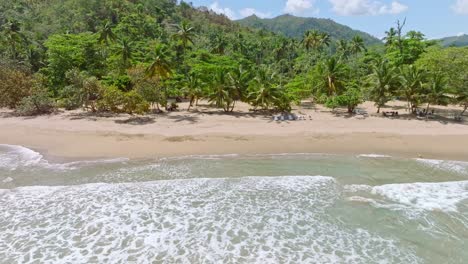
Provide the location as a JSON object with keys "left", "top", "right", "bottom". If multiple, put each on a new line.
{"left": 437, "top": 34, "right": 468, "bottom": 47}
{"left": 237, "top": 14, "right": 382, "bottom": 46}
{"left": 1, "top": 0, "right": 467, "bottom": 117}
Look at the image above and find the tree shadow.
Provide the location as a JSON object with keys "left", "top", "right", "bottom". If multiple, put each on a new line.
{"left": 66, "top": 111, "right": 120, "bottom": 121}
{"left": 114, "top": 116, "right": 156, "bottom": 125}
{"left": 166, "top": 114, "right": 200, "bottom": 123}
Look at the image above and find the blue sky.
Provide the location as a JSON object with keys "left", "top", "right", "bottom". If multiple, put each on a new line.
{"left": 187, "top": 0, "right": 468, "bottom": 39}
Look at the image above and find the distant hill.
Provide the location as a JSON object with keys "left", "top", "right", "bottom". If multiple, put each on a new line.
{"left": 437, "top": 35, "right": 468, "bottom": 47}
{"left": 237, "top": 14, "right": 382, "bottom": 46}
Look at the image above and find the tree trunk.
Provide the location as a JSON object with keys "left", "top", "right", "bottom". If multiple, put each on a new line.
{"left": 425, "top": 102, "right": 430, "bottom": 114}
{"left": 461, "top": 105, "right": 468, "bottom": 116}
{"left": 377, "top": 106, "right": 381, "bottom": 114}
{"left": 187, "top": 96, "right": 194, "bottom": 111}
{"left": 230, "top": 100, "right": 236, "bottom": 112}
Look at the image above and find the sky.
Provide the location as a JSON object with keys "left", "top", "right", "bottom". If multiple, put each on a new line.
{"left": 187, "top": 0, "right": 468, "bottom": 39}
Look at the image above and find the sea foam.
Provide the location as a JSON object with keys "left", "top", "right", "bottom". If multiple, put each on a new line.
{"left": 416, "top": 158, "right": 468, "bottom": 174}
{"left": 0, "top": 144, "right": 128, "bottom": 171}
{"left": 0, "top": 176, "right": 419, "bottom": 263}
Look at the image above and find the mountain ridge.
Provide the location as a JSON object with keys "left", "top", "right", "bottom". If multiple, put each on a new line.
{"left": 436, "top": 34, "right": 468, "bottom": 47}
{"left": 236, "top": 14, "right": 382, "bottom": 45}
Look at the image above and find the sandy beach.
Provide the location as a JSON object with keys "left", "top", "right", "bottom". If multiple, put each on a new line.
{"left": 1, "top": 101, "right": 467, "bottom": 161}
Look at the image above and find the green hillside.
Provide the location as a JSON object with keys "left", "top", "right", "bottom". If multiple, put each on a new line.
{"left": 437, "top": 34, "right": 468, "bottom": 47}
{"left": 237, "top": 14, "right": 382, "bottom": 45}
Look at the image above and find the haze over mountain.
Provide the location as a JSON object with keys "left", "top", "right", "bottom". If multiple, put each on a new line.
{"left": 237, "top": 14, "right": 382, "bottom": 45}
{"left": 437, "top": 34, "right": 468, "bottom": 47}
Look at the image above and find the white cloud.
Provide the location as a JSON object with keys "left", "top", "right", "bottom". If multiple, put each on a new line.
{"left": 239, "top": 8, "right": 272, "bottom": 18}
{"left": 452, "top": 0, "right": 468, "bottom": 14}
{"left": 457, "top": 32, "right": 466, "bottom": 36}
{"left": 328, "top": 0, "right": 408, "bottom": 16}
{"left": 209, "top": 2, "right": 237, "bottom": 19}
{"left": 208, "top": 2, "right": 272, "bottom": 20}
{"left": 284, "top": 0, "right": 318, "bottom": 15}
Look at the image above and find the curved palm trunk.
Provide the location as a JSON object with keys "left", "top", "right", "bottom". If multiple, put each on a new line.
{"left": 461, "top": 105, "right": 467, "bottom": 116}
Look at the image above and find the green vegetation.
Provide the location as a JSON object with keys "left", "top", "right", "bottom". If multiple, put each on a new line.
{"left": 1, "top": 0, "right": 467, "bottom": 118}
{"left": 237, "top": 14, "right": 381, "bottom": 46}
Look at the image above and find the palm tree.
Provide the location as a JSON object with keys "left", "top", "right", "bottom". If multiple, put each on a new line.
{"left": 211, "top": 33, "right": 228, "bottom": 55}
{"left": 228, "top": 65, "right": 251, "bottom": 106}
{"left": 424, "top": 72, "right": 449, "bottom": 113}
{"left": 349, "top": 35, "right": 366, "bottom": 56}
{"left": 98, "top": 22, "right": 116, "bottom": 45}
{"left": 302, "top": 30, "right": 322, "bottom": 51}
{"left": 368, "top": 59, "right": 396, "bottom": 113}
{"left": 173, "top": 21, "right": 195, "bottom": 50}
{"left": 116, "top": 37, "right": 133, "bottom": 69}
{"left": 2, "top": 19, "right": 25, "bottom": 60}
{"left": 146, "top": 43, "right": 172, "bottom": 79}
{"left": 249, "top": 67, "right": 282, "bottom": 110}
{"left": 399, "top": 65, "right": 426, "bottom": 112}
{"left": 383, "top": 27, "right": 397, "bottom": 46}
{"left": 208, "top": 69, "right": 234, "bottom": 112}
{"left": 314, "top": 57, "right": 348, "bottom": 96}
{"left": 319, "top": 32, "right": 331, "bottom": 48}
{"left": 336, "top": 40, "right": 350, "bottom": 59}
{"left": 182, "top": 73, "right": 202, "bottom": 110}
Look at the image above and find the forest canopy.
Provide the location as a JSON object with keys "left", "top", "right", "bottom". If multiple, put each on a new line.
{"left": 1, "top": 0, "right": 467, "bottom": 117}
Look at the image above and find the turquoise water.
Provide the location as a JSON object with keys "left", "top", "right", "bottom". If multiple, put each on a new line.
{"left": 0, "top": 145, "right": 467, "bottom": 263}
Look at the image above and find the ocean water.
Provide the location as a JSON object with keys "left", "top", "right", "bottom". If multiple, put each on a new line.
{"left": 0, "top": 145, "right": 467, "bottom": 263}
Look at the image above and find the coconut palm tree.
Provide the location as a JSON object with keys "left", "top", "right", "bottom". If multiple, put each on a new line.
{"left": 116, "top": 37, "right": 133, "bottom": 69}
{"left": 383, "top": 27, "right": 397, "bottom": 46}
{"left": 349, "top": 35, "right": 366, "bottom": 56}
{"left": 302, "top": 30, "right": 322, "bottom": 51}
{"left": 399, "top": 65, "right": 426, "bottom": 112}
{"left": 98, "top": 22, "right": 116, "bottom": 45}
{"left": 2, "top": 19, "right": 25, "bottom": 60}
{"left": 182, "top": 72, "right": 203, "bottom": 110}
{"left": 314, "top": 57, "right": 348, "bottom": 96}
{"left": 228, "top": 65, "right": 251, "bottom": 105}
{"left": 368, "top": 59, "right": 397, "bottom": 113}
{"left": 146, "top": 43, "right": 172, "bottom": 79}
{"left": 173, "top": 21, "right": 195, "bottom": 50}
{"left": 336, "top": 39, "right": 350, "bottom": 59}
{"left": 208, "top": 69, "right": 235, "bottom": 112}
{"left": 319, "top": 32, "right": 331, "bottom": 48}
{"left": 211, "top": 33, "right": 228, "bottom": 55}
{"left": 424, "top": 72, "right": 449, "bottom": 112}
{"left": 249, "top": 67, "right": 282, "bottom": 110}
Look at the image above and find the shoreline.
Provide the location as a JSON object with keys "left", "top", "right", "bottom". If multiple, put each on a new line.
{"left": 2, "top": 128, "right": 468, "bottom": 162}
{"left": 1, "top": 101, "right": 468, "bottom": 162}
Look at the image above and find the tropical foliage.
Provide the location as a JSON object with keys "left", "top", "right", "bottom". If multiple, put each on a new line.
{"left": 1, "top": 0, "right": 467, "bottom": 118}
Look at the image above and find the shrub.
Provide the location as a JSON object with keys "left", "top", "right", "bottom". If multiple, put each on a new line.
{"left": 0, "top": 65, "right": 34, "bottom": 108}
{"left": 16, "top": 86, "right": 55, "bottom": 116}
{"left": 128, "top": 66, "right": 166, "bottom": 109}
{"left": 325, "top": 86, "right": 363, "bottom": 113}
{"left": 123, "top": 90, "right": 150, "bottom": 114}
{"left": 97, "top": 86, "right": 149, "bottom": 114}
{"left": 97, "top": 86, "right": 126, "bottom": 112}
{"left": 59, "top": 69, "right": 104, "bottom": 111}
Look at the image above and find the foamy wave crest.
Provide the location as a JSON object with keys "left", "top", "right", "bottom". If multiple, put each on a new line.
{"left": 416, "top": 158, "right": 468, "bottom": 174}
{"left": 0, "top": 144, "right": 44, "bottom": 170}
{"left": 358, "top": 154, "right": 392, "bottom": 158}
{"left": 346, "top": 181, "right": 468, "bottom": 213}
{"left": 371, "top": 181, "right": 468, "bottom": 213}
{"left": 0, "top": 144, "right": 128, "bottom": 171}
{"left": 0, "top": 176, "right": 419, "bottom": 263}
